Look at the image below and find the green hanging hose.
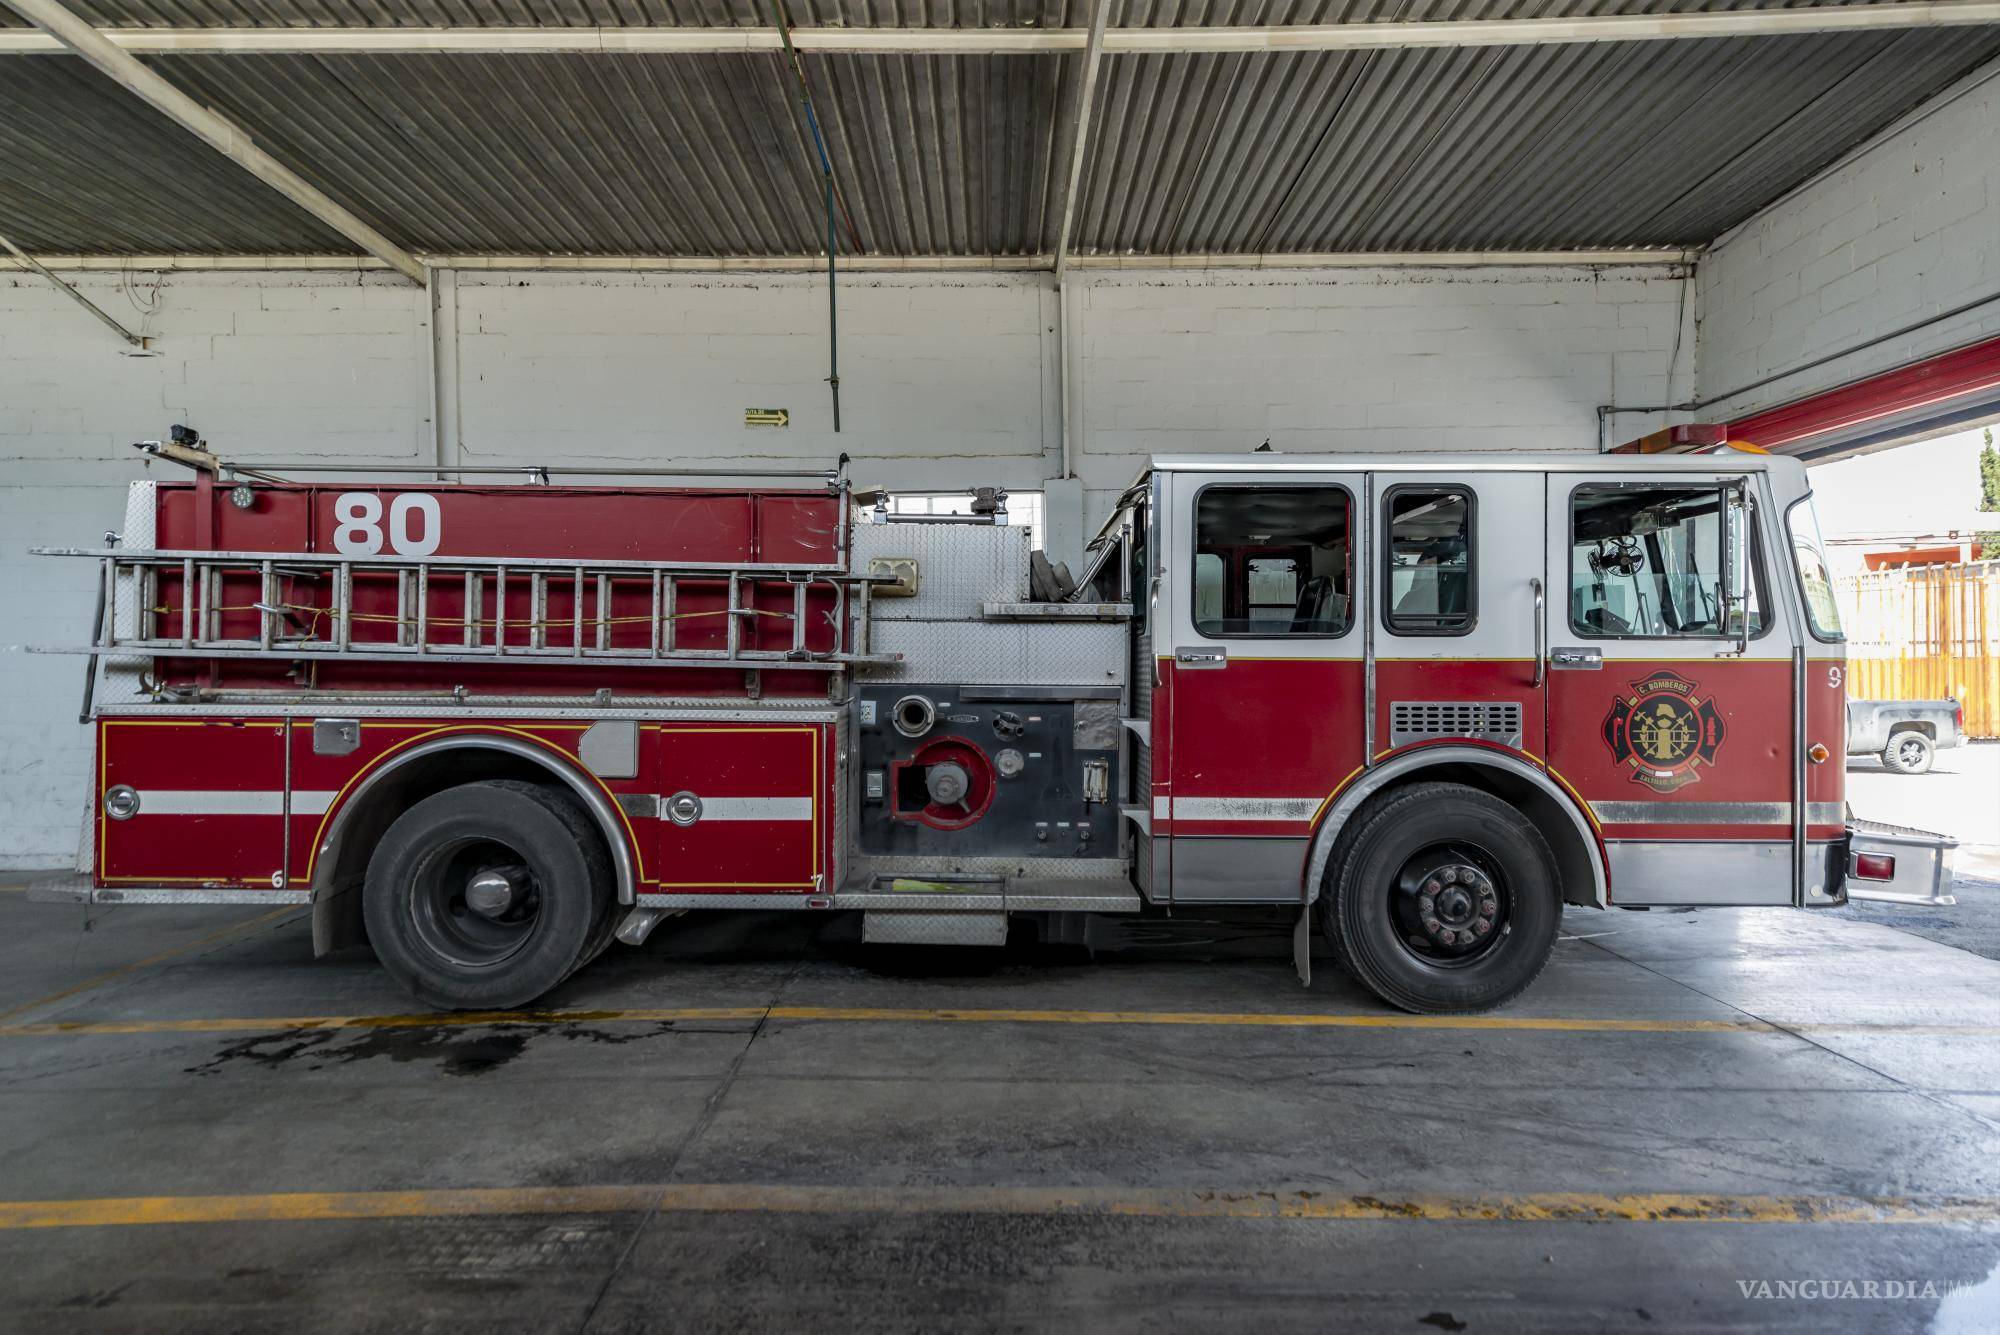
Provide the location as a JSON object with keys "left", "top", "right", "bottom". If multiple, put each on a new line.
{"left": 769, "top": 0, "right": 858, "bottom": 433}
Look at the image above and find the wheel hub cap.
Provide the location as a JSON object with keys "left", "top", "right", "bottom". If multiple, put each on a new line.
{"left": 1414, "top": 863, "right": 1499, "bottom": 950}
{"left": 464, "top": 865, "right": 527, "bottom": 919}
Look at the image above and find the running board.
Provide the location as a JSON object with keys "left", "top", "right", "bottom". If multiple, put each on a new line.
{"left": 863, "top": 911, "right": 1008, "bottom": 946}
{"left": 28, "top": 875, "right": 309, "bottom": 906}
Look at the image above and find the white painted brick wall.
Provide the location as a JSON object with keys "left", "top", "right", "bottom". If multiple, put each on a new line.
{"left": 1070, "top": 266, "right": 1691, "bottom": 515}
{"left": 452, "top": 272, "right": 1051, "bottom": 487}
{"left": 0, "top": 262, "right": 1684, "bottom": 865}
{"left": 0, "top": 271, "right": 430, "bottom": 868}
{"left": 1696, "top": 62, "right": 2000, "bottom": 415}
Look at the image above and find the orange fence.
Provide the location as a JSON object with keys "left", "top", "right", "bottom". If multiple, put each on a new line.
{"left": 1838, "top": 560, "right": 2000, "bottom": 738}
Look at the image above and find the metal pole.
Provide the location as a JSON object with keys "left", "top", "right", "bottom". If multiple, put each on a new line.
{"left": 1, "top": 231, "right": 146, "bottom": 349}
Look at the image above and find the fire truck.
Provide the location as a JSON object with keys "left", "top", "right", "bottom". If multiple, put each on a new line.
{"left": 31, "top": 430, "right": 1957, "bottom": 1014}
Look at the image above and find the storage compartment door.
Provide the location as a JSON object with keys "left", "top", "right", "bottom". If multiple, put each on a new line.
{"left": 97, "top": 718, "right": 289, "bottom": 888}
{"left": 651, "top": 723, "right": 827, "bottom": 893}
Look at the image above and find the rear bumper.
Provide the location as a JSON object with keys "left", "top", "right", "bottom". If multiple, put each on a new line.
{"left": 27, "top": 874, "right": 309, "bottom": 906}
{"left": 1842, "top": 819, "right": 1958, "bottom": 908}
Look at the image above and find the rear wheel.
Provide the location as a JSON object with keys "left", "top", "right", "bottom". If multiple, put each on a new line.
{"left": 364, "top": 780, "right": 612, "bottom": 1010}
{"left": 1882, "top": 731, "right": 1934, "bottom": 775}
{"left": 1321, "top": 782, "right": 1561, "bottom": 1014}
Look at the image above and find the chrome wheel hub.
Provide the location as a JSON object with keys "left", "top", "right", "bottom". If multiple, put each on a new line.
{"left": 464, "top": 865, "right": 528, "bottom": 918}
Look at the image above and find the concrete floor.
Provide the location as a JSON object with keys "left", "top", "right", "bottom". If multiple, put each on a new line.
{"left": 3, "top": 885, "right": 2000, "bottom": 1333}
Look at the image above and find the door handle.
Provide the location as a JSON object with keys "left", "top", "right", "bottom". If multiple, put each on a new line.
{"left": 1149, "top": 574, "right": 1162, "bottom": 687}
{"left": 1176, "top": 648, "right": 1227, "bottom": 668}
{"left": 1530, "top": 577, "right": 1545, "bottom": 688}
{"left": 1550, "top": 646, "right": 1603, "bottom": 671}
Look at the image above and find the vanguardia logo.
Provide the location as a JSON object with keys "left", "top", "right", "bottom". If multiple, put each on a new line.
{"left": 1735, "top": 1278, "right": 1975, "bottom": 1300}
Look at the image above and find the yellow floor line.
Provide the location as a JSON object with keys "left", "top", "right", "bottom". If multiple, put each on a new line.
{"left": 2, "top": 1184, "right": 1996, "bottom": 1231}
{"left": 7, "top": 1004, "right": 2000, "bottom": 1039}
{"left": 0, "top": 905, "right": 303, "bottom": 1026}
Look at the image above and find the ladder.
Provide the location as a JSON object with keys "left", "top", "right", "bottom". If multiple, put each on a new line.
{"left": 34, "top": 546, "right": 898, "bottom": 672}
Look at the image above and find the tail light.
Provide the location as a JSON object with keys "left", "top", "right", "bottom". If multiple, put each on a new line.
{"left": 1853, "top": 852, "right": 1896, "bottom": 881}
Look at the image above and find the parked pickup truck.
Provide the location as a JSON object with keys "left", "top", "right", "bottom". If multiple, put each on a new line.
{"left": 1847, "top": 699, "right": 1965, "bottom": 774}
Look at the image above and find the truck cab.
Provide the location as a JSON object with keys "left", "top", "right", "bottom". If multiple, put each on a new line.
{"left": 1079, "top": 449, "right": 1949, "bottom": 1009}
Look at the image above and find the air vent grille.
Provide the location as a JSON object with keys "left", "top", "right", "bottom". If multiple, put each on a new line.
{"left": 1389, "top": 701, "right": 1524, "bottom": 749}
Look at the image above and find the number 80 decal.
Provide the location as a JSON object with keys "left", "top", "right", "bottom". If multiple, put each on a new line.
{"left": 333, "top": 492, "right": 442, "bottom": 557}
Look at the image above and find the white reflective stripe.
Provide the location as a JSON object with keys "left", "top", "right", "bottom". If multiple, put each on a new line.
{"left": 1162, "top": 797, "right": 1321, "bottom": 823}
{"left": 135, "top": 790, "right": 340, "bottom": 816}
{"left": 1153, "top": 795, "right": 1171, "bottom": 821}
{"left": 687, "top": 797, "right": 813, "bottom": 822}
{"left": 1590, "top": 801, "right": 1847, "bottom": 825}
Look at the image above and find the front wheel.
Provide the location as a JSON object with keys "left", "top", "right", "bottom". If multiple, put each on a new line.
{"left": 364, "top": 780, "right": 612, "bottom": 1010}
{"left": 1882, "top": 732, "right": 1935, "bottom": 775}
{"left": 1321, "top": 782, "right": 1562, "bottom": 1014}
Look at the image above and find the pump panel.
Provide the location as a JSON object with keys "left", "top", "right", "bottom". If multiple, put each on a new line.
{"left": 853, "top": 684, "right": 1119, "bottom": 859}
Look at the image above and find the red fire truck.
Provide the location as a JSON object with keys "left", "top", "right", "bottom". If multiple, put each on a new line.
{"left": 32, "top": 431, "right": 1956, "bottom": 1014}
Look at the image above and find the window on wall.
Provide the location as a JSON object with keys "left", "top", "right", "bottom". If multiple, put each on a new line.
{"left": 1193, "top": 486, "right": 1352, "bottom": 637}
{"left": 884, "top": 492, "right": 1044, "bottom": 549}
{"left": 1384, "top": 486, "right": 1474, "bottom": 635}
{"left": 1569, "top": 485, "right": 1766, "bottom": 638}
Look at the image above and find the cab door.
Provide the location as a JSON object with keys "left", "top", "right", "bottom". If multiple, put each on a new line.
{"left": 1373, "top": 471, "right": 1544, "bottom": 765}
{"left": 1161, "top": 468, "right": 1365, "bottom": 903}
{"left": 1543, "top": 471, "right": 1796, "bottom": 905}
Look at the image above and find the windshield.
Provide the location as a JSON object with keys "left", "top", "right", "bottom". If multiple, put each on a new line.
{"left": 1787, "top": 495, "right": 1844, "bottom": 642}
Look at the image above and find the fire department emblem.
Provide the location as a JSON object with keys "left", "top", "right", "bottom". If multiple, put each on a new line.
{"left": 1602, "top": 673, "right": 1725, "bottom": 793}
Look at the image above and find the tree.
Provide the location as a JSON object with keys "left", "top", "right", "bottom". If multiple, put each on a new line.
{"left": 1981, "top": 426, "right": 2000, "bottom": 558}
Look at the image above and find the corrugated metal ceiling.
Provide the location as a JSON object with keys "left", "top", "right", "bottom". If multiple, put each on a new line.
{"left": 0, "top": 0, "right": 1952, "bottom": 28}
{"left": 1, "top": 1, "right": 1995, "bottom": 257}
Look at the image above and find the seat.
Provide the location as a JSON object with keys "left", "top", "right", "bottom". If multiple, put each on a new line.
{"left": 1291, "top": 575, "right": 1333, "bottom": 632}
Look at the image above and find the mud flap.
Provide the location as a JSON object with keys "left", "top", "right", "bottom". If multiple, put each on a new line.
{"left": 1293, "top": 901, "right": 1312, "bottom": 987}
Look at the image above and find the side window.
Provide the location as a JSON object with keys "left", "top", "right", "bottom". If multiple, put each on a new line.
{"left": 1193, "top": 551, "right": 1224, "bottom": 627}
{"left": 1384, "top": 486, "right": 1474, "bottom": 635}
{"left": 1569, "top": 485, "right": 1766, "bottom": 638}
{"left": 1192, "top": 486, "right": 1351, "bottom": 638}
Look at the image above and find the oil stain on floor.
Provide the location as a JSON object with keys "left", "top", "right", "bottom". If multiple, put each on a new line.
{"left": 184, "top": 1020, "right": 683, "bottom": 1078}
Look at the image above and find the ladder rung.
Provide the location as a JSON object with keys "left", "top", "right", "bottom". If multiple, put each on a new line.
{"left": 70, "top": 550, "right": 898, "bottom": 673}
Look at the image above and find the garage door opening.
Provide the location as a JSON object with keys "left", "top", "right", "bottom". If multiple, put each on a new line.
{"left": 1810, "top": 417, "right": 1998, "bottom": 857}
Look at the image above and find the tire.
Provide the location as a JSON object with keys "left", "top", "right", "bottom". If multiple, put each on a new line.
{"left": 363, "top": 780, "right": 613, "bottom": 1010}
{"left": 1881, "top": 731, "right": 1935, "bottom": 775}
{"left": 1321, "top": 781, "right": 1561, "bottom": 1014}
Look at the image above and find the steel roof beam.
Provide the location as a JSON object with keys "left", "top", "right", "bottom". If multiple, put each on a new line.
{"left": 1, "top": 4, "right": 1997, "bottom": 56}
{"left": 1053, "top": 0, "right": 1111, "bottom": 284}
{"left": 23, "top": 250, "right": 1701, "bottom": 272}
{"left": 3, "top": 0, "right": 426, "bottom": 285}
